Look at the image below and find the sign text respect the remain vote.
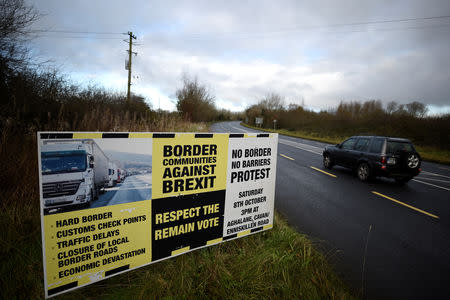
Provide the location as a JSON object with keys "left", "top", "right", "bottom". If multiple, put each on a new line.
{"left": 38, "top": 132, "right": 277, "bottom": 298}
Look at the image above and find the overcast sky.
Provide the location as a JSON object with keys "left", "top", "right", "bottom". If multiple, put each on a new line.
{"left": 28, "top": 0, "right": 450, "bottom": 114}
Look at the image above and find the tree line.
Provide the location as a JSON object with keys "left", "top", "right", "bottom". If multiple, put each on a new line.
{"left": 245, "top": 94, "right": 449, "bottom": 150}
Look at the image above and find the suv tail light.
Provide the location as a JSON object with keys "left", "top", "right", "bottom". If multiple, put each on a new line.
{"left": 381, "top": 156, "right": 387, "bottom": 170}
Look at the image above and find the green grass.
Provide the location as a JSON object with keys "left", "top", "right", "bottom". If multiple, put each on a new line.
{"left": 58, "top": 212, "right": 355, "bottom": 299}
{"left": 414, "top": 146, "right": 450, "bottom": 165}
{"left": 241, "top": 123, "right": 450, "bottom": 165}
{"left": 0, "top": 205, "right": 355, "bottom": 299}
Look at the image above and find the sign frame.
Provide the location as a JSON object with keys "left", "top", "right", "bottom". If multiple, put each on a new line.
{"left": 38, "top": 131, "right": 278, "bottom": 298}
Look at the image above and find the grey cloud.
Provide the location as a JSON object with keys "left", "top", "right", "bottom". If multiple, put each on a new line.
{"left": 28, "top": 0, "right": 450, "bottom": 111}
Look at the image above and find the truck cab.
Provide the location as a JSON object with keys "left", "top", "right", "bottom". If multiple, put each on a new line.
{"left": 41, "top": 142, "right": 93, "bottom": 210}
{"left": 41, "top": 139, "right": 109, "bottom": 211}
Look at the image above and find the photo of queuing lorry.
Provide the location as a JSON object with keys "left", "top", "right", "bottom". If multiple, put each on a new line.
{"left": 108, "top": 161, "right": 118, "bottom": 187}
{"left": 117, "top": 168, "right": 126, "bottom": 183}
{"left": 120, "top": 168, "right": 127, "bottom": 181}
{"left": 40, "top": 139, "right": 109, "bottom": 210}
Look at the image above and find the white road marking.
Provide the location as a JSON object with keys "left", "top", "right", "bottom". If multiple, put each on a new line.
{"left": 412, "top": 179, "right": 450, "bottom": 191}
{"left": 421, "top": 170, "right": 450, "bottom": 179}
{"left": 105, "top": 187, "right": 120, "bottom": 191}
{"left": 230, "top": 125, "right": 323, "bottom": 155}
{"left": 231, "top": 126, "right": 246, "bottom": 132}
{"left": 416, "top": 176, "right": 450, "bottom": 184}
{"left": 229, "top": 124, "right": 326, "bottom": 155}
{"left": 279, "top": 138, "right": 325, "bottom": 150}
{"left": 279, "top": 139, "right": 322, "bottom": 155}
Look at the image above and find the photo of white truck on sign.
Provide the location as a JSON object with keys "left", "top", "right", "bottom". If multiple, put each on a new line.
{"left": 39, "top": 138, "right": 152, "bottom": 215}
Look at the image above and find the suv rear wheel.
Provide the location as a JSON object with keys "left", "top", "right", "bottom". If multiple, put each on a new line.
{"left": 406, "top": 153, "right": 420, "bottom": 169}
{"left": 323, "top": 153, "right": 333, "bottom": 169}
{"left": 357, "top": 162, "right": 370, "bottom": 182}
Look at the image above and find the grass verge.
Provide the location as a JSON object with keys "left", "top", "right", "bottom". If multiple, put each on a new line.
{"left": 68, "top": 211, "right": 355, "bottom": 299}
{"left": 241, "top": 123, "right": 450, "bottom": 165}
{"left": 0, "top": 204, "right": 355, "bottom": 299}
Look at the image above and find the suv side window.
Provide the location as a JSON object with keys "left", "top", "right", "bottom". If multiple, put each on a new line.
{"left": 354, "top": 138, "right": 370, "bottom": 152}
{"left": 341, "top": 138, "right": 357, "bottom": 150}
{"left": 369, "top": 138, "right": 384, "bottom": 153}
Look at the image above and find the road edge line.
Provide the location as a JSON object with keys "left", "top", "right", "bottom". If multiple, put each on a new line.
{"left": 310, "top": 166, "right": 337, "bottom": 178}
{"left": 371, "top": 191, "right": 439, "bottom": 219}
{"left": 280, "top": 154, "right": 295, "bottom": 161}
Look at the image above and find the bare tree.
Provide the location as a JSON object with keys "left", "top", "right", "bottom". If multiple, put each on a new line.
{"left": 175, "top": 74, "right": 216, "bottom": 122}
{"left": 0, "top": 0, "right": 39, "bottom": 70}
{"left": 260, "top": 93, "right": 284, "bottom": 111}
{"left": 386, "top": 101, "right": 398, "bottom": 115}
{"left": 405, "top": 101, "right": 428, "bottom": 118}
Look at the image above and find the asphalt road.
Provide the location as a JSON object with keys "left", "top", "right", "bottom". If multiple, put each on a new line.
{"left": 91, "top": 173, "right": 152, "bottom": 208}
{"left": 211, "top": 121, "right": 450, "bottom": 300}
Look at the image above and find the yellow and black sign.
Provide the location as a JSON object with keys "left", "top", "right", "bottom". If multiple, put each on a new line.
{"left": 38, "top": 131, "right": 277, "bottom": 298}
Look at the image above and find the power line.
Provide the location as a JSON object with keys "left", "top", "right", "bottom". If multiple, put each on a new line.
{"left": 32, "top": 23, "right": 450, "bottom": 41}
{"left": 182, "top": 14, "right": 450, "bottom": 38}
{"left": 30, "top": 29, "right": 125, "bottom": 35}
{"left": 301, "top": 14, "right": 450, "bottom": 29}
{"left": 33, "top": 35, "right": 125, "bottom": 40}
{"left": 329, "top": 23, "right": 450, "bottom": 34}
{"left": 179, "top": 22, "right": 450, "bottom": 40}
{"left": 28, "top": 14, "right": 450, "bottom": 42}
{"left": 30, "top": 14, "right": 450, "bottom": 38}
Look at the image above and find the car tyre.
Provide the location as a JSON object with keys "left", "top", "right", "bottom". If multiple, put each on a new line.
{"left": 357, "top": 162, "right": 370, "bottom": 182}
{"left": 406, "top": 153, "right": 420, "bottom": 169}
{"left": 323, "top": 153, "right": 333, "bottom": 169}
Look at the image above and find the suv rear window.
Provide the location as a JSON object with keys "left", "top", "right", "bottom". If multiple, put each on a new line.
{"left": 386, "top": 141, "right": 414, "bottom": 154}
{"left": 370, "top": 138, "right": 384, "bottom": 153}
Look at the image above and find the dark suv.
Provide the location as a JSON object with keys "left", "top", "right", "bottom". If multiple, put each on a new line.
{"left": 322, "top": 136, "right": 421, "bottom": 183}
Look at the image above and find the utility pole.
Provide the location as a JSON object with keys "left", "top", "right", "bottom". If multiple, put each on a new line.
{"left": 126, "top": 31, "right": 137, "bottom": 103}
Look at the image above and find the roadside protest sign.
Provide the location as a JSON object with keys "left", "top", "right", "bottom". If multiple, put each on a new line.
{"left": 38, "top": 132, "right": 278, "bottom": 298}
